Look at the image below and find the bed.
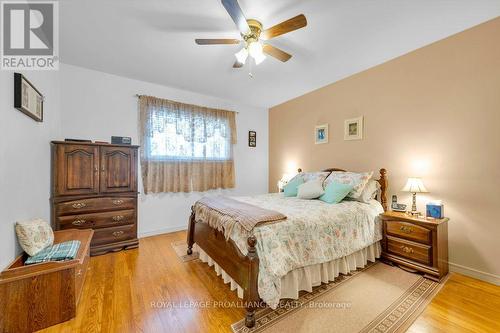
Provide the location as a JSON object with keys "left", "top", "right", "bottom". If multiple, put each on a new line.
{"left": 187, "top": 168, "right": 388, "bottom": 328}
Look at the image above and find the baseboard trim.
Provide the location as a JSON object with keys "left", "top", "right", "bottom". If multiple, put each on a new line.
{"left": 139, "top": 225, "right": 187, "bottom": 239}
{"left": 449, "top": 261, "right": 500, "bottom": 286}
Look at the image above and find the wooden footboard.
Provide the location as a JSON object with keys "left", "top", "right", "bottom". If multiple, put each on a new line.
{"left": 187, "top": 168, "right": 388, "bottom": 328}
{"left": 187, "top": 207, "right": 259, "bottom": 327}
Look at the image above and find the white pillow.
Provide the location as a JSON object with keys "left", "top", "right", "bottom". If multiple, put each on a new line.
{"left": 324, "top": 171, "right": 373, "bottom": 198}
{"left": 15, "top": 218, "right": 54, "bottom": 257}
{"left": 356, "top": 180, "right": 380, "bottom": 203}
{"left": 297, "top": 179, "right": 325, "bottom": 199}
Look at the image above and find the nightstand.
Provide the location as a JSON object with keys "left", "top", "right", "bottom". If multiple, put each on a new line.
{"left": 380, "top": 211, "right": 449, "bottom": 281}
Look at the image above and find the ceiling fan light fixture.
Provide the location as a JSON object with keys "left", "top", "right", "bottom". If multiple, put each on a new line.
{"left": 235, "top": 47, "right": 248, "bottom": 64}
{"left": 253, "top": 52, "right": 266, "bottom": 65}
{"left": 248, "top": 41, "right": 263, "bottom": 58}
{"left": 195, "top": 0, "right": 307, "bottom": 69}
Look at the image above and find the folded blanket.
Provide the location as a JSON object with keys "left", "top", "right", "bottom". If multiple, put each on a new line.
{"left": 25, "top": 240, "right": 81, "bottom": 265}
{"left": 195, "top": 196, "right": 286, "bottom": 238}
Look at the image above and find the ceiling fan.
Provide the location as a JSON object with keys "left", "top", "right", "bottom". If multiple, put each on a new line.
{"left": 195, "top": 0, "right": 307, "bottom": 68}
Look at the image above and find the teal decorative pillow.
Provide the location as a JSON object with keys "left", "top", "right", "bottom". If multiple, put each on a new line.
{"left": 320, "top": 182, "right": 354, "bottom": 204}
{"left": 283, "top": 177, "right": 304, "bottom": 197}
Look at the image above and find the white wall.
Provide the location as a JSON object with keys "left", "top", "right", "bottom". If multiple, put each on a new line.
{"left": 59, "top": 64, "right": 269, "bottom": 237}
{"left": 0, "top": 70, "right": 61, "bottom": 269}
{"left": 0, "top": 63, "right": 267, "bottom": 269}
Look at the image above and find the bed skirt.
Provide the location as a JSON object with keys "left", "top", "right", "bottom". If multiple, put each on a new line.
{"left": 194, "top": 241, "right": 382, "bottom": 301}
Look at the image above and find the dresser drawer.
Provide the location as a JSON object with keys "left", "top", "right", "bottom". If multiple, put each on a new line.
{"left": 57, "top": 209, "right": 135, "bottom": 229}
{"left": 55, "top": 197, "right": 135, "bottom": 215}
{"left": 386, "top": 220, "right": 431, "bottom": 244}
{"left": 91, "top": 224, "right": 136, "bottom": 246}
{"left": 387, "top": 236, "right": 432, "bottom": 266}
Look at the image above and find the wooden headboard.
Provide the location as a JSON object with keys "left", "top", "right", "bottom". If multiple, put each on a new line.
{"left": 377, "top": 169, "right": 388, "bottom": 211}
{"left": 297, "top": 168, "right": 388, "bottom": 211}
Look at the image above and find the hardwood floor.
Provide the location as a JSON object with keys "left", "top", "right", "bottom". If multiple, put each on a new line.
{"left": 407, "top": 273, "right": 500, "bottom": 333}
{"left": 39, "top": 231, "right": 500, "bottom": 333}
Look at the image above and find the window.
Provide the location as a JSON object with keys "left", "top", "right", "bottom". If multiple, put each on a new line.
{"left": 148, "top": 110, "right": 231, "bottom": 161}
{"left": 139, "top": 95, "right": 237, "bottom": 193}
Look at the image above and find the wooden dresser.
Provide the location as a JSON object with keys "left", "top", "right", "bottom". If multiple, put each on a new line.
{"left": 0, "top": 229, "right": 93, "bottom": 332}
{"left": 381, "top": 211, "right": 449, "bottom": 281}
{"left": 51, "top": 141, "right": 139, "bottom": 256}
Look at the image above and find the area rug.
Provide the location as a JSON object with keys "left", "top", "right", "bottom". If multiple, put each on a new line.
{"left": 232, "top": 262, "right": 447, "bottom": 333}
{"left": 171, "top": 241, "right": 199, "bottom": 262}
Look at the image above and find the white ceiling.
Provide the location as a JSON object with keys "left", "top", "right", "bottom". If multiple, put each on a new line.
{"left": 60, "top": 0, "right": 500, "bottom": 108}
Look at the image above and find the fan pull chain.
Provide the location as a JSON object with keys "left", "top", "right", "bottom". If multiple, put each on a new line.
{"left": 248, "top": 58, "right": 254, "bottom": 78}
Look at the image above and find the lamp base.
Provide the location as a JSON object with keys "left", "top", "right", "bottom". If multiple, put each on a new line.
{"left": 408, "top": 210, "right": 421, "bottom": 217}
{"left": 406, "top": 192, "right": 422, "bottom": 216}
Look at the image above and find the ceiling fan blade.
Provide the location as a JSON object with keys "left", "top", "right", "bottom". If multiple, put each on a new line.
{"left": 261, "top": 14, "right": 307, "bottom": 40}
{"left": 263, "top": 44, "right": 292, "bottom": 62}
{"left": 233, "top": 60, "right": 244, "bottom": 68}
{"left": 221, "top": 0, "right": 250, "bottom": 35}
{"left": 195, "top": 38, "right": 240, "bottom": 45}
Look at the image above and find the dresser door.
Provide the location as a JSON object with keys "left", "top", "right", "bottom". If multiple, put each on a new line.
{"left": 99, "top": 147, "right": 137, "bottom": 193}
{"left": 55, "top": 144, "right": 99, "bottom": 196}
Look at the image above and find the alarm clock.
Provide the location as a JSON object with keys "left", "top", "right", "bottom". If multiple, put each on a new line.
{"left": 111, "top": 136, "right": 132, "bottom": 145}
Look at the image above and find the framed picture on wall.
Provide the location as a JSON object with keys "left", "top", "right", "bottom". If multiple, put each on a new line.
{"left": 344, "top": 116, "right": 363, "bottom": 140}
{"left": 14, "top": 73, "right": 44, "bottom": 122}
{"left": 248, "top": 131, "right": 256, "bottom": 147}
{"left": 315, "top": 124, "right": 328, "bottom": 144}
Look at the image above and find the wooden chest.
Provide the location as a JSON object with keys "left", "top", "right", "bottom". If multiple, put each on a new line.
{"left": 0, "top": 229, "right": 93, "bottom": 332}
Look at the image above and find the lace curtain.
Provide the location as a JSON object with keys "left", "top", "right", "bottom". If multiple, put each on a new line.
{"left": 139, "top": 95, "right": 237, "bottom": 193}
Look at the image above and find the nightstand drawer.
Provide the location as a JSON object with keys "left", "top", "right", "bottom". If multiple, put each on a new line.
{"left": 386, "top": 220, "right": 431, "bottom": 244}
{"left": 387, "top": 236, "right": 432, "bottom": 266}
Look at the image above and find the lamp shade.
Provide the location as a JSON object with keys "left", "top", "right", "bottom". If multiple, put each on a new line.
{"left": 402, "top": 177, "right": 428, "bottom": 193}
{"left": 235, "top": 48, "right": 248, "bottom": 64}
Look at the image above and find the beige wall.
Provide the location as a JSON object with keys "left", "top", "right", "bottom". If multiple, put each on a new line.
{"left": 269, "top": 18, "right": 500, "bottom": 283}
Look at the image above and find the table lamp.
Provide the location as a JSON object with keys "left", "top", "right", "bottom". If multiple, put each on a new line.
{"left": 402, "top": 177, "right": 428, "bottom": 215}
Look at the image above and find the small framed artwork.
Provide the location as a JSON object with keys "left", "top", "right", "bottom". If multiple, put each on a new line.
{"left": 315, "top": 124, "right": 328, "bottom": 144}
{"left": 344, "top": 116, "right": 363, "bottom": 140}
{"left": 248, "top": 131, "right": 256, "bottom": 147}
{"left": 14, "top": 73, "right": 44, "bottom": 122}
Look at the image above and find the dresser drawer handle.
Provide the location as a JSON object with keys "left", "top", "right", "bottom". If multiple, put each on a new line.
{"left": 72, "top": 202, "right": 87, "bottom": 209}
{"left": 399, "top": 226, "right": 413, "bottom": 234}
{"left": 112, "top": 199, "right": 124, "bottom": 205}
{"left": 400, "top": 245, "right": 414, "bottom": 254}
{"left": 112, "top": 231, "right": 124, "bottom": 237}
{"left": 72, "top": 219, "right": 86, "bottom": 226}
{"left": 112, "top": 215, "right": 124, "bottom": 222}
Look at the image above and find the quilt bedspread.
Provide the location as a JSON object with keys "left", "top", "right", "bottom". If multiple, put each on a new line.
{"left": 224, "top": 193, "right": 384, "bottom": 308}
